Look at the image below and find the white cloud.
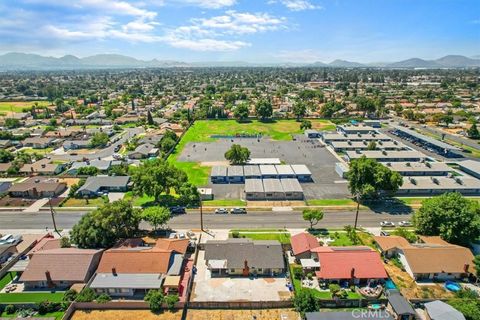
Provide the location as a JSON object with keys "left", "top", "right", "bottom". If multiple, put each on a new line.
{"left": 177, "top": 0, "right": 236, "bottom": 9}
{"left": 162, "top": 36, "right": 248, "bottom": 51}
{"left": 270, "top": 0, "right": 322, "bottom": 11}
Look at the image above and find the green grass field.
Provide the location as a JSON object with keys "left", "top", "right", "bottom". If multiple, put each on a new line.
{"left": 61, "top": 197, "right": 107, "bottom": 207}
{"left": 306, "top": 199, "right": 357, "bottom": 206}
{"left": 229, "top": 229, "right": 291, "bottom": 244}
{"left": 0, "top": 101, "right": 50, "bottom": 113}
{"left": 168, "top": 119, "right": 335, "bottom": 186}
{"left": 0, "top": 292, "right": 64, "bottom": 303}
{"left": 0, "top": 272, "right": 17, "bottom": 290}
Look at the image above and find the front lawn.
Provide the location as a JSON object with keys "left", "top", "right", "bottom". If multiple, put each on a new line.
{"left": 61, "top": 197, "right": 107, "bottom": 207}
{"left": 306, "top": 199, "right": 358, "bottom": 206}
{"left": 229, "top": 229, "right": 291, "bottom": 244}
{"left": 0, "top": 292, "right": 64, "bottom": 303}
{"left": 0, "top": 272, "right": 17, "bottom": 290}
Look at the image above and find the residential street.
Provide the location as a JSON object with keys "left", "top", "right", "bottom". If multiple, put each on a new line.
{"left": 0, "top": 208, "right": 412, "bottom": 230}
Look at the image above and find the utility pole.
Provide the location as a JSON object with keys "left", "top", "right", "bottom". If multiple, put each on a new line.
{"left": 200, "top": 199, "right": 204, "bottom": 232}
{"left": 353, "top": 194, "right": 360, "bottom": 230}
{"left": 48, "top": 198, "right": 61, "bottom": 237}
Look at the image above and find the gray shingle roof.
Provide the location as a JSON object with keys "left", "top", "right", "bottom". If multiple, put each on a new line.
{"left": 204, "top": 238, "right": 284, "bottom": 269}
{"left": 77, "top": 176, "right": 130, "bottom": 193}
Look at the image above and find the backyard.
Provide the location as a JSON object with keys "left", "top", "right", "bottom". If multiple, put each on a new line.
{"left": 0, "top": 292, "right": 64, "bottom": 303}
{"left": 185, "top": 309, "right": 300, "bottom": 320}
{"left": 167, "top": 119, "right": 335, "bottom": 186}
{"left": 71, "top": 310, "right": 182, "bottom": 320}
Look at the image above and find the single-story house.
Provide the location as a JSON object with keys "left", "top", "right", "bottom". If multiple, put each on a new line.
{"left": 89, "top": 238, "right": 188, "bottom": 297}
{"left": 8, "top": 178, "right": 67, "bottom": 199}
{"left": 0, "top": 140, "right": 12, "bottom": 148}
{"left": 139, "top": 134, "right": 164, "bottom": 146}
{"left": 290, "top": 232, "right": 320, "bottom": 261}
{"left": 22, "top": 137, "right": 56, "bottom": 149}
{"left": 0, "top": 244, "right": 17, "bottom": 265}
{"left": 0, "top": 163, "right": 13, "bottom": 174}
{"left": 19, "top": 159, "right": 66, "bottom": 175}
{"left": 127, "top": 143, "right": 159, "bottom": 159}
{"left": 386, "top": 289, "right": 416, "bottom": 320}
{"left": 397, "top": 244, "right": 475, "bottom": 281}
{"left": 66, "top": 160, "right": 113, "bottom": 175}
{"left": 374, "top": 236, "right": 412, "bottom": 258}
{"left": 20, "top": 247, "right": 103, "bottom": 289}
{"left": 76, "top": 175, "right": 130, "bottom": 198}
{"left": 0, "top": 180, "right": 13, "bottom": 193}
{"left": 204, "top": 238, "right": 285, "bottom": 277}
{"left": 63, "top": 140, "right": 91, "bottom": 150}
{"left": 424, "top": 300, "right": 465, "bottom": 320}
{"left": 312, "top": 246, "right": 388, "bottom": 285}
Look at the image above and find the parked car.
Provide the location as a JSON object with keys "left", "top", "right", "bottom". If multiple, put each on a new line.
{"left": 398, "top": 221, "right": 412, "bottom": 227}
{"left": 380, "top": 231, "right": 390, "bottom": 236}
{"left": 114, "top": 145, "right": 121, "bottom": 152}
{"left": 380, "top": 221, "right": 395, "bottom": 227}
{"left": 230, "top": 207, "right": 247, "bottom": 214}
{"left": 215, "top": 208, "right": 228, "bottom": 214}
{"left": 169, "top": 206, "right": 186, "bottom": 214}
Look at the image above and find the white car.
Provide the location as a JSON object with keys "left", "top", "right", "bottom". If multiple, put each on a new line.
{"left": 215, "top": 208, "right": 228, "bottom": 214}
{"left": 398, "top": 221, "right": 412, "bottom": 227}
{"left": 380, "top": 221, "right": 395, "bottom": 227}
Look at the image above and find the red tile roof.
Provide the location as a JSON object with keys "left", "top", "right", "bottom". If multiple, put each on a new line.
{"left": 291, "top": 233, "right": 320, "bottom": 256}
{"left": 313, "top": 246, "right": 387, "bottom": 280}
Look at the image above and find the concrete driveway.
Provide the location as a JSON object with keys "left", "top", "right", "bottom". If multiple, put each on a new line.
{"left": 192, "top": 251, "right": 291, "bottom": 302}
{"left": 108, "top": 192, "right": 125, "bottom": 203}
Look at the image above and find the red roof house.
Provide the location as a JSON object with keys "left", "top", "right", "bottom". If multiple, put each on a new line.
{"left": 291, "top": 232, "right": 321, "bottom": 258}
{"left": 312, "top": 246, "right": 387, "bottom": 283}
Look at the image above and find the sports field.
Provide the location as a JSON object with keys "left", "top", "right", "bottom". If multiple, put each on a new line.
{"left": 0, "top": 101, "right": 50, "bottom": 113}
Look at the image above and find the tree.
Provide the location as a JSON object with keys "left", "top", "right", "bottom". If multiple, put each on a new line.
{"left": 448, "top": 298, "right": 480, "bottom": 320}
{"left": 474, "top": 255, "right": 480, "bottom": 280}
{"left": 70, "top": 200, "right": 141, "bottom": 248}
{"left": 293, "top": 289, "right": 319, "bottom": 315}
{"left": 144, "top": 289, "right": 165, "bottom": 312}
{"left": 302, "top": 209, "right": 324, "bottom": 230}
{"left": 0, "top": 150, "right": 14, "bottom": 163}
{"left": 89, "top": 132, "right": 109, "bottom": 148}
{"left": 160, "top": 137, "right": 176, "bottom": 154}
{"left": 142, "top": 206, "right": 171, "bottom": 231}
{"left": 347, "top": 156, "right": 403, "bottom": 228}
{"left": 468, "top": 122, "right": 480, "bottom": 139}
{"left": 320, "top": 101, "right": 343, "bottom": 118}
{"left": 300, "top": 119, "right": 312, "bottom": 130}
{"left": 224, "top": 144, "right": 250, "bottom": 165}
{"left": 165, "top": 294, "right": 179, "bottom": 310}
{"left": 413, "top": 192, "right": 480, "bottom": 246}
{"left": 75, "top": 288, "right": 97, "bottom": 302}
{"left": 255, "top": 99, "right": 273, "bottom": 121}
{"left": 96, "top": 293, "right": 112, "bottom": 304}
{"left": 5, "top": 118, "right": 20, "bottom": 129}
{"left": 234, "top": 102, "right": 249, "bottom": 122}
{"left": 147, "top": 110, "right": 154, "bottom": 126}
{"left": 130, "top": 159, "right": 188, "bottom": 204}
{"left": 63, "top": 289, "right": 78, "bottom": 302}
{"left": 292, "top": 100, "right": 307, "bottom": 121}
{"left": 77, "top": 166, "right": 99, "bottom": 176}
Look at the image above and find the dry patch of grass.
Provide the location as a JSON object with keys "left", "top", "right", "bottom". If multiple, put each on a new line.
{"left": 71, "top": 310, "right": 182, "bottom": 320}
{"left": 185, "top": 309, "right": 300, "bottom": 320}
{"left": 59, "top": 178, "right": 81, "bottom": 187}
{"left": 384, "top": 261, "right": 453, "bottom": 299}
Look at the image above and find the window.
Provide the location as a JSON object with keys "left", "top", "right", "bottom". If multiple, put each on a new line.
{"left": 230, "top": 269, "right": 235, "bottom": 273}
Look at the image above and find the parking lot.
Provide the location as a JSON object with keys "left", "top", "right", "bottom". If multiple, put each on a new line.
{"left": 178, "top": 135, "right": 349, "bottom": 200}
{"left": 191, "top": 251, "right": 292, "bottom": 302}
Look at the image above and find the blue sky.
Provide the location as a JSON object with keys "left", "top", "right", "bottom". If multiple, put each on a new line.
{"left": 0, "top": 0, "right": 479, "bottom": 63}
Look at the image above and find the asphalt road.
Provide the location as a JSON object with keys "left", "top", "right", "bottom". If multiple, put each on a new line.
{"left": 0, "top": 209, "right": 412, "bottom": 230}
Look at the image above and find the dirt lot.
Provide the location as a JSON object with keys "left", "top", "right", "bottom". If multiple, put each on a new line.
{"left": 70, "top": 310, "right": 182, "bottom": 320}
{"left": 59, "top": 178, "right": 81, "bottom": 187}
{"left": 0, "top": 196, "right": 35, "bottom": 207}
{"left": 185, "top": 309, "right": 300, "bottom": 320}
{"left": 384, "top": 261, "right": 454, "bottom": 299}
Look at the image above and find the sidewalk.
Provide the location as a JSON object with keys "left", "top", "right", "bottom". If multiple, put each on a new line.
{"left": 22, "top": 198, "right": 50, "bottom": 213}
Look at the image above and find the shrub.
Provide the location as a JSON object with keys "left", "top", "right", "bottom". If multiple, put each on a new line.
{"left": 306, "top": 272, "right": 313, "bottom": 280}
{"left": 144, "top": 289, "right": 165, "bottom": 312}
{"left": 165, "top": 294, "right": 179, "bottom": 310}
{"left": 328, "top": 283, "right": 341, "bottom": 295}
{"left": 293, "top": 266, "right": 303, "bottom": 280}
{"left": 37, "top": 301, "right": 49, "bottom": 315}
{"left": 293, "top": 290, "right": 319, "bottom": 315}
{"left": 96, "top": 293, "right": 112, "bottom": 304}
{"left": 5, "top": 304, "right": 17, "bottom": 315}
{"left": 76, "top": 288, "right": 97, "bottom": 302}
{"left": 63, "top": 289, "right": 78, "bottom": 302}
{"left": 231, "top": 231, "right": 240, "bottom": 238}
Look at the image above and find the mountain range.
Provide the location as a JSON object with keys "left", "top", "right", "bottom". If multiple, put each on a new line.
{"left": 0, "top": 52, "right": 479, "bottom": 70}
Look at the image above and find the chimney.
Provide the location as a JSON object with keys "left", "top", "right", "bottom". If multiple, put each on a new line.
{"left": 350, "top": 268, "right": 355, "bottom": 279}
{"left": 112, "top": 267, "right": 117, "bottom": 276}
{"left": 464, "top": 264, "right": 470, "bottom": 273}
{"left": 45, "top": 271, "right": 54, "bottom": 287}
